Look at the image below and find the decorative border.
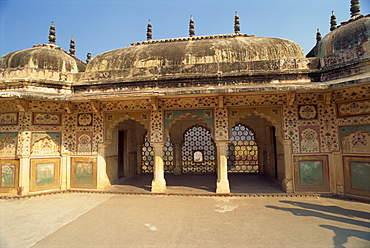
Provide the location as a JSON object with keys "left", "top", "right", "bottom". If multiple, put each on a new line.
{"left": 293, "top": 155, "right": 329, "bottom": 192}
{"left": 0, "top": 113, "right": 18, "bottom": 125}
{"left": 70, "top": 157, "right": 97, "bottom": 189}
{"left": 336, "top": 99, "right": 370, "bottom": 118}
{"left": 77, "top": 113, "right": 93, "bottom": 126}
{"left": 30, "top": 158, "right": 60, "bottom": 191}
{"left": 32, "top": 113, "right": 61, "bottom": 126}
{"left": 298, "top": 105, "right": 318, "bottom": 120}
{"left": 0, "top": 159, "right": 19, "bottom": 193}
{"left": 343, "top": 156, "right": 370, "bottom": 197}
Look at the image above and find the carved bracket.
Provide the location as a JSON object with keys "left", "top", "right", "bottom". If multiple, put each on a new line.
{"left": 150, "top": 97, "right": 158, "bottom": 111}
{"left": 91, "top": 100, "right": 100, "bottom": 113}
{"left": 324, "top": 92, "right": 332, "bottom": 106}
{"left": 218, "top": 95, "right": 224, "bottom": 108}
{"left": 15, "top": 99, "right": 28, "bottom": 112}
{"left": 63, "top": 101, "right": 74, "bottom": 114}
{"left": 286, "top": 92, "right": 296, "bottom": 106}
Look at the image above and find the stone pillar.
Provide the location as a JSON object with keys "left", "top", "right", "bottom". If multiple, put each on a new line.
{"left": 97, "top": 143, "right": 111, "bottom": 190}
{"left": 332, "top": 152, "right": 344, "bottom": 195}
{"left": 60, "top": 153, "right": 69, "bottom": 190}
{"left": 282, "top": 139, "right": 293, "bottom": 193}
{"left": 18, "top": 155, "right": 30, "bottom": 195}
{"left": 17, "top": 130, "right": 31, "bottom": 195}
{"left": 215, "top": 141, "right": 230, "bottom": 194}
{"left": 151, "top": 142, "right": 166, "bottom": 192}
{"left": 173, "top": 142, "right": 182, "bottom": 175}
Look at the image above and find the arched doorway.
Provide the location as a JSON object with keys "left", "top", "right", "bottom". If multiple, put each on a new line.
{"left": 228, "top": 114, "right": 283, "bottom": 193}
{"left": 106, "top": 119, "right": 147, "bottom": 184}
{"left": 228, "top": 124, "right": 259, "bottom": 173}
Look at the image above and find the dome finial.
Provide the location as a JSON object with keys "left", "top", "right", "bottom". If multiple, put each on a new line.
{"left": 86, "top": 53, "right": 91, "bottom": 63}
{"left": 189, "top": 15, "right": 195, "bottom": 37}
{"left": 316, "top": 28, "right": 322, "bottom": 44}
{"left": 330, "top": 11, "right": 337, "bottom": 31}
{"left": 350, "top": 0, "right": 361, "bottom": 18}
{"left": 48, "top": 21, "right": 56, "bottom": 45}
{"left": 234, "top": 11, "right": 241, "bottom": 34}
{"left": 147, "top": 20, "right": 152, "bottom": 41}
{"left": 69, "top": 36, "right": 75, "bottom": 55}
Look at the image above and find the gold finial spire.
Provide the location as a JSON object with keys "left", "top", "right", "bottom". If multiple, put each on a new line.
{"left": 330, "top": 11, "right": 337, "bottom": 31}
{"left": 86, "top": 53, "right": 91, "bottom": 63}
{"left": 69, "top": 36, "right": 75, "bottom": 55}
{"left": 147, "top": 20, "right": 152, "bottom": 41}
{"left": 189, "top": 15, "right": 195, "bottom": 37}
{"left": 316, "top": 28, "right": 322, "bottom": 44}
{"left": 234, "top": 11, "right": 241, "bottom": 34}
{"left": 48, "top": 21, "right": 56, "bottom": 44}
{"left": 350, "top": 0, "right": 361, "bottom": 18}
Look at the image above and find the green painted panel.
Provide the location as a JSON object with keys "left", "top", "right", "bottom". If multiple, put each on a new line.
{"left": 0, "top": 133, "right": 18, "bottom": 141}
{"left": 31, "top": 132, "right": 60, "bottom": 145}
{"left": 36, "top": 163, "right": 55, "bottom": 185}
{"left": 299, "top": 160, "right": 323, "bottom": 186}
{"left": 351, "top": 162, "right": 370, "bottom": 191}
{"left": 75, "top": 162, "right": 93, "bottom": 184}
{"left": 339, "top": 125, "right": 370, "bottom": 138}
{"left": 1, "top": 164, "right": 15, "bottom": 187}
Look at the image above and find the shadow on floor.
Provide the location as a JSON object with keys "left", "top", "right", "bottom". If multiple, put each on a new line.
{"left": 265, "top": 200, "right": 370, "bottom": 247}
{"left": 107, "top": 173, "right": 284, "bottom": 194}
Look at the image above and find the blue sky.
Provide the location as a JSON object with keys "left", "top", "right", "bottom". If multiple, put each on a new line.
{"left": 1, "top": 0, "right": 369, "bottom": 61}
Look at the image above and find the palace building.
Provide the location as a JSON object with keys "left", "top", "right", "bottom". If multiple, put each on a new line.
{"left": 0, "top": 1, "right": 369, "bottom": 199}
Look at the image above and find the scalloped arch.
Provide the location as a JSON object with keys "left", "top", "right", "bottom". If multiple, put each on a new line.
{"left": 106, "top": 114, "right": 148, "bottom": 144}
{"left": 31, "top": 136, "right": 60, "bottom": 156}
{"left": 233, "top": 110, "right": 283, "bottom": 142}
{"left": 165, "top": 112, "right": 213, "bottom": 140}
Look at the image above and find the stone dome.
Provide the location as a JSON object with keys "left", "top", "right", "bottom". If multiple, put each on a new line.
{"left": 0, "top": 44, "right": 86, "bottom": 73}
{"left": 86, "top": 34, "right": 305, "bottom": 72}
{"left": 316, "top": 16, "right": 370, "bottom": 57}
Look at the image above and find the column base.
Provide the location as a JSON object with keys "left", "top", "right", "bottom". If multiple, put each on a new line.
{"left": 282, "top": 178, "right": 293, "bottom": 193}
{"left": 97, "top": 177, "right": 111, "bottom": 191}
{"left": 216, "top": 179, "right": 230, "bottom": 194}
{"left": 173, "top": 167, "right": 182, "bottom": 175}
{"left": 151, "top": 179, "right": 166, "bottom": 193}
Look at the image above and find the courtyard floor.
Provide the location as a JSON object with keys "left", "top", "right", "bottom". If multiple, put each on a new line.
{"left": 0, "top": 192, "right": 369, "bottom": 248}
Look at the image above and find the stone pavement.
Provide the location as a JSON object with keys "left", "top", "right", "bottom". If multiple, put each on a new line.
{"left": 1, "top": 192, "right": 369, "bottom": 248}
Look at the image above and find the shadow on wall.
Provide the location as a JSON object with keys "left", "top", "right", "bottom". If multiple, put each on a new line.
{"left": 265, "top": 200, "right": 370, "bottom": 248}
